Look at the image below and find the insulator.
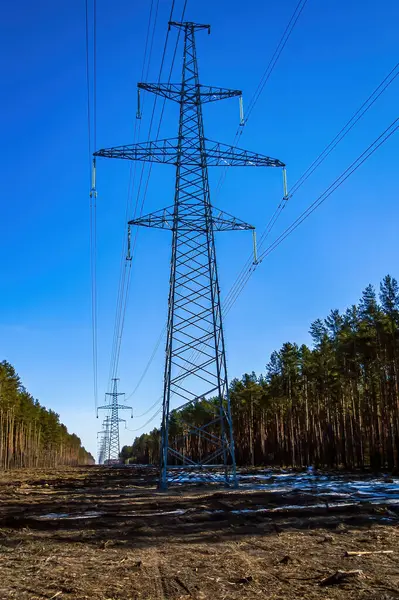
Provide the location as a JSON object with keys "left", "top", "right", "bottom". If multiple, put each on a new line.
{"left": 239, "top": 95, "right": 245, "bottom": 126}
{"left": 136, "top": 87, "right": 142, "bottom": 119}
{"left": 90, "top": 158, "right": 97, "bottom": 198}
{"left": 126, "top": 225, "right": 132, "bottom": 261}
{"left": 282, "top": 167, "right": 288, "bottom": 200}
{"left": 252, "top": 229, "right": 258, "bottom": 264}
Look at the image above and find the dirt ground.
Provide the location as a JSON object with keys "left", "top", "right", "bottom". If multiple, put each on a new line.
{"left": 0, "top": 466, "right": 399, "bottom": 599}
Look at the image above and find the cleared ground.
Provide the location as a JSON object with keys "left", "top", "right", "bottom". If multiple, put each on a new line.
{"left": 0, "top": 466, "right": 399, "bottom": 599}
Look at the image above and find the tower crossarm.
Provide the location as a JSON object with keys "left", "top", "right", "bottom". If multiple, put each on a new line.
{"left": 94, "top": 138, "right": 284, "bottom": 167}
{"left": 97, "top": 403, "right": 132, "bottom": 412}
{"left": 209, "top": 207, "right": 254, "bottom": 231}
{"left": 169, "top": 21, "right": 210, "bottom": 32}
{"left": 94, "top": 138, "right": 179, "bottom": 164}
{"left": 139, "top": 82, "right": 241, "bottom": 104}
{"left": 129, "top": 205, "right": 254, "bottom": 232}
{"left": 204, "top": 140, "right": 285, "bottom": 167}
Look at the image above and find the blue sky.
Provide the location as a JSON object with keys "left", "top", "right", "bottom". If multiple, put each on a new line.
{"left": 0, "top": 0, "right": 398, "bottom": 458}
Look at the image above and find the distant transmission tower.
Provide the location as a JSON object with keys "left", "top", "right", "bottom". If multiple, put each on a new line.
{"left": 97, "top": 378, "right": 132, "bottom": 461}
{"left": 97, "top": 416, "right": 111, "bottom": 465}
{"left": 94, "top": 22, "right": 285, "bottom": 488}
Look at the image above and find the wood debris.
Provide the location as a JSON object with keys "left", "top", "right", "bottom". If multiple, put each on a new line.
{"left": 320, "top": 569, "right": 366, "bottom": 586}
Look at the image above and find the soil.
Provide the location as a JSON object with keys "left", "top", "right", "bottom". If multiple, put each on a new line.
{"left": 0, "top": 466, "right": 399, "bottom": 599}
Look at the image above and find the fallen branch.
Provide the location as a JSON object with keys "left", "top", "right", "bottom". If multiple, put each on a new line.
{"left": 320, "top": 570, "right": 365, "bottom": 586}
{"left": 345, "top": 550, "right": 393, "bottom": 557}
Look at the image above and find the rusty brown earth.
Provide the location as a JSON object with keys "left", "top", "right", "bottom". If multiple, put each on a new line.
{"left": 0, "top": 466, "right": 399, "bottom": 599}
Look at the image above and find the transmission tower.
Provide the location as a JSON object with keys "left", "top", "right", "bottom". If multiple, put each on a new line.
{"left": 94, "top": 22, "right": 285, "bottom": 488}
{"left": 97, "top": 378, "right": 132, "bottom": 461}
{"left": 97, "top": 417, "right": 111, "bottom": 465}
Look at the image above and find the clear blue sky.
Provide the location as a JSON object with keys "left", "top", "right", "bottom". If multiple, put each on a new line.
{"left": 0, "top": 0, "right": 398, "bottom": 458}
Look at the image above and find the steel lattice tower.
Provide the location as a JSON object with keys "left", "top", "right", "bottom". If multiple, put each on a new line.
{"left": 94, "top": 22, "right": 285, "bottom": 488}
{"left": 97, "top": 378, "right": 132, "bottom": 462}
{"left": 97, "top": 417, "right": 111, "bottom": 465}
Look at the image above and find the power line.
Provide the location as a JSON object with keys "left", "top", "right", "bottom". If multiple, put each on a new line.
{"left": 225, "top": 118, "right": 399, "bottom": 312}
{"left": 125, "top": 406, "right": 163, "bottom": 433}
{"left": 86, "top": 0, "right": 98, "bottom": 411}
{"left": 109, "top": 0, "right": 188, "bottom": 390}
{"left": 245, "top": 0, "right": 308, "bottom": 122}
{"left": 114, "top": 2, "right": 189, "bottom": 398}
{"left": 257, "top": 118, "right": 399, "bottom": 263}
{"left": 107, "top": 3, "right": 160, "bottom": 387}
{"left": 125, "top": 324, "right": 166, "bottom": 400}
{"left": 106, "top": 0, "right": 164, "bottom": 390}
{"left": 214, "top": 0, "right": 308, "bottom": 199}
{"left": 217, "top": 4, "right": 399, "bottom": 319}
{"left": 177, "top": 116, "right": 399, "bottom": 378}
{"left": 222, "top": 60, "right": 399, "bottom": 318}
{"left": 134, "top": 395, "right": 163, "bottom": 419}
{"left": 93, "top": 0, "right": 97, "bottom": 151}
{"left": 288, "top": 61, "right": 399, "bottom": 197}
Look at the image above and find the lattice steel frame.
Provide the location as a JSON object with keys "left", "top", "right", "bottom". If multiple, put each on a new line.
{"left": 97, "top": 378, "right": 132, "bottom": 461}
{"left": 94, "top": 22, "right": 285, "bottom": 488}
{"left": 97, "top": 417, "right": 111, "bottom": 465}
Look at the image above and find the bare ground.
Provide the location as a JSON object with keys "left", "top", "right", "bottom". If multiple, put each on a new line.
{"left": 0, "top": 466, "right": 399, "bottom": 599}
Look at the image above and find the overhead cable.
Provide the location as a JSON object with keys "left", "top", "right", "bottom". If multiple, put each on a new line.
{"left": 86, "top": 0, "right": 98, "bottom": 411}
{"left": 226, "top": 118, "right": 399, "bottom": 312}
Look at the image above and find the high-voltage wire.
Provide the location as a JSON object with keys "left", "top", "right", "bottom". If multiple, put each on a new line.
{"left": 108, "top": 0, "right": 159, "bottom": 386}
{"left": 247, "top": 0, "right": 308, "bottom": 122}
{"left": 289, "top": 61, "right": 399, "bottom": 197}
{"left": 120, "top": 4, "right": 189, "bottom": 404}
{"left": 86, "top": 0, "right": 98, "bottom": 411}
{"left": 109, "top": 1, "right": 188, "bottom": 392}
{"left": 125, "top": 324, "right": 166, "bottom": 401}
{"left": 107, "top": 0, "right": 168, "bottom": 390}
{"left": 107, "top": 0, "right": 187, "bottom": 390}
{"left": 257, "top": 118, "right": 399, "bottom": 262}
{"left": 215, "top": 37, "right": 398, "bottom": 324}
{"left": 126, "top": 406, "right": 163, "bottom": 433}
{"left": 222, "top": 118, "right": 399, "bottom": 315}
{"left": 107, "top": 0, "right": 161, "bottom": 390}
{"left": 222, "top": 61, "right": 399, "bottom": 314}
{"left": 214, "top": 0, "right": 308, "bottom": 199}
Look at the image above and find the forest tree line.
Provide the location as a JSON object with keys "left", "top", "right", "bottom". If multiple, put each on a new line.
{"left": 121, "top": 275, "right": 399, "bottom": 471}
{"left": 0, "top": 361, "right": 94, "bottom": 468}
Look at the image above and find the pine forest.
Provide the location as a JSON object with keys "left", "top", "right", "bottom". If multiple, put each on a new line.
{"left": 0, "top": 361, "right": 93, "bottom": 469}
{"left": 122, "top": 275, "right": 399, "bottom": 471}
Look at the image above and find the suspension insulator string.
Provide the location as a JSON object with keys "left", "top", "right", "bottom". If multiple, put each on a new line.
{"left": 90, "top": 158, "right": 97, "bottom": 198}
{"left": 282, "top": 166, "right": 288, "bottom": 200}
{"left": 239, "top": 95, "right": 245, "bottom": 126}
{"left": 136, "top": 87, "right": 142, "bottom": 119}
{"left": 252, "top": 229, "right": 258, "bottom": 265}
{"left": 126, "top": 225, "right": 132, "bottom": 261}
